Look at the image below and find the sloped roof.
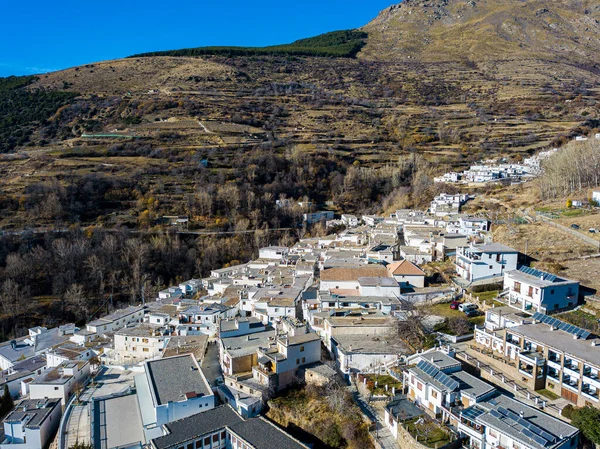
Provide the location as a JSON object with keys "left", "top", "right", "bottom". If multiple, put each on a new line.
{"left": 387, "top": 260, "right": 425, "bottom": 276}
{"left": 320, "top": 265, "right": 389, "bottom": 282}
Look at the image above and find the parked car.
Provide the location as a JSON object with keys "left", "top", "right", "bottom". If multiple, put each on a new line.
{"left": 450, "top": 301, "right": 461, "bottom": 310}
{"left": 589, "top": 228, "right": 598, "bottom": 233}
{"left": 458, "top": 303, "right": 478, "bottom": 312}
{"left": 571, "top": 224, "right": 580, "bottom": 230}
{"left": 465, "top": 309, "right": 480, "bottom": 318}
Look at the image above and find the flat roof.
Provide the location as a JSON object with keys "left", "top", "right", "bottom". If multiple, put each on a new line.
{"left": 333, "top": 335, "right": 410, "bottom": 355}
{"left": 94, "top": 394, "right": 146, "bottom": 449}
{"left": 509, "top": 323, "right": 600, "bottom": 367}
{"left": 420, "top": 351, "right": 462, "bottom": 371}
{"left": 221, "top": 330, "right": 277, "bottom": 358}
{"left": 476, "top": 394, "right": 577, "bottom": 449}
{"left": 472, "top": 243, "right": 518, "bottom": 254}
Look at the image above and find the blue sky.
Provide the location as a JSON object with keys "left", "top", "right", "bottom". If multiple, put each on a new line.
{"left": 0, "top": 0, "right": 393, "bottom": 77}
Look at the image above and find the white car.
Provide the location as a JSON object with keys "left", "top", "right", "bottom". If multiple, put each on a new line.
{"left": 458, "top": 303, "right": 478, "bottom": 312}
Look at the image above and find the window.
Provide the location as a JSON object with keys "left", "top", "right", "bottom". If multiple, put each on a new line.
{"left": 212, "top": 434, "right": 219, "bottom": 443}
{"left": 296, "top": 359, "right": 300, "bottom": 365}
{"left": 300, "top": 346, "right": 304, "bottom": 352}
{"left": 417, "top": 382, "right": 423, "bottom": 391}
{"left": 142, "top": 338, "right": 149, "bottom": 343}
{"left": 54, "top": 387, "right": 59, "bottom": 391}
{"left": 489, "top": 265, "right": 493, "bottom": 269}
{"left": 550, "top": 289, "right": 555, "bottom": 294}
{"left": 195, "top": 441, "right": 201, "bottom": 449}
{"left": 204, "top": 437, "right": 210, "bottom": 445}
{"left": 188, "top": 443, "right": 193, "bottom": 449}
{"left": 302, "top": 357, "right": 305, "bottom": 363}
{"left": 431, "top": 390, "right": 438, "bottom": 399}
{"left": 221, "top": 431, "right": 226, "bottom": 440}
{"left": 514, "top": 282, "right": 521, "bottom": 293}
{"left": 143, "top": 348, "right": 149, "bottom": 352}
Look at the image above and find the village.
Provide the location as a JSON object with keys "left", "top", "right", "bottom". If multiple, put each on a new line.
{"left": 2, "top": 150, "right": 600, "bottom": 449}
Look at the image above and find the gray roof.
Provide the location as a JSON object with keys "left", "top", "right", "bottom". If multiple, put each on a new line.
{"left": 505, "top": 267, "right": 577, "bottom": 288}
{"left": 229, "top": 417, "right": 309, "bottom": 449}
{"left": 449, "top": 370, "right": 496, "bottom": 400}
{"left": 421, "top": 351, "right": 462, "bottom": 371}
{"left": 509, "top": 322, "right": 600, "bottom": 367}
{"left": 304, "top": 362, "right": 337, "bottom": 378}
{"left": 358, "top": 277, "right": 399, "bottom": 287}
{"left": 472, "top": 243, "right": 518, "bottom": 254}
{"left": 476, "top": 394, "right": 577, "bottom": 449}
{"left": 145, "top": 354, "right": 212, "bottom": 406}
{"left": 93, "top": 394, "right": 146, "bottom": 449}
{"left": 3, "top": 398, "right": 60, "bottom": 427}
{"left": 152, "top": 406, "right": 243, "bottom": 449}
{"left": 219, "top": 317, "right": 263, "bottom": 333}
{"left": 221, "top": 330, "right": 277, "bottom": 358}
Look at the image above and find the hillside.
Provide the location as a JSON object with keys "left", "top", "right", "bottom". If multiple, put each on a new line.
{"left": 1, "top": 0, "right": 600, "bottom": 234}
{"left": 130, "top": 30, "right": 368, "bottom": 58}
{"left": 361, "top": 0, "right": 600, "bottom": 64}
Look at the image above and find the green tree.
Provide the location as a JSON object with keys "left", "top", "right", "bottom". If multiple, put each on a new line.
{"left": 572, "top": 406, "right": 600, "bottom": 445}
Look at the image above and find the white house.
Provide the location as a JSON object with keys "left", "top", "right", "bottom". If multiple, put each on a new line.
{"left": 253, "top": 332, "right": 321, "bottom": 391}
{"left": 258, "top": 246, "right": 290, "bottom": 260}
{"left": 593, "top": 191, "right": 600, "bottom": 204}
{"left": 135, "top": 354, "right": 214, "bottom": 440}
{"left": 0, "top": 399, "right": 62, "bottom": 449}
{"left": 333, "top": 335, "right": 409, "bottom": 377}
{"left": 455, "top": 243, "right": 518, "bottom": 284}
{"left": 86, "top": 306, "right": 145, "bottom": 336}
{"left": 29, "top": 361, "right": 90, "bottom": 405}
{"left": 341, "top": 214, "right": 359, "bottom": 227}
{"left": 387, "top": 260, "right": 426, "bottom": 288}
{"left": 319, "top": 265, "right": 390, "bottom": 294}
{"left": 112, "top": 324, "right": 168, "bottom": 364}
{"left": 503, "top": 267, "right": 579, "bottom": 313}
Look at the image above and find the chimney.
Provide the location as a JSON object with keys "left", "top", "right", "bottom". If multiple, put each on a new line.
{"left": 573, "top": 334, "right": 579, "bottom": 340}
{"left": 519, "top": 411, "right": 524, "bottom": 419}
{"left": 592, "top": 341, "right": 597, "bottom": 347}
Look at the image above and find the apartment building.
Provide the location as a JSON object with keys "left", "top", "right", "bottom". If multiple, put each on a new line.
{"left": 475, "top": 312, "right": 600, "bottom": 407}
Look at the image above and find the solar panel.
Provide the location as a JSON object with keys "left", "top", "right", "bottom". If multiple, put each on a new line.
{"left": 417, "top": 360, "right": 440, "bottom": 378}
{"left": 522, "top": 428, "right": 537, "bottom": 440}
{"left": 435, "top": 371, "right": 460, "bottom": 391}
{"left": 462, "top": 407, "right": 485, "bottom": 421}
{"left": 497, "top": 406, "right": 510, "bottom": 417}
{"left": 532, "top": 312, "right": 545, "bottom": 321}
{"left": 532, "top": 435, "right": 549, "bottom": 446}
{"left": 506, "top": 410, "right": 521, "bottom": 421}
{"left": 533, "top": 312, "right": 593, "bottom": 339}
{"left": 489, "top": 409, "right": 503, "bottom": 419}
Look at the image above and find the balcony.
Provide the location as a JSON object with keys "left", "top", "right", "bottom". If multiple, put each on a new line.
{"left": 564, "top": 360, "right": 580, "bottom": 371}
{"left": 548, "top": 353, "right": 561, "bottom": 364}
{"left": 582, "top": 385, "right": 599, "bottom": 401}
{"left": 562, "top": 376, "right": 579, "bottom": 391}
{"left": 547, "top": 369, "right": 560, "bottom": 381}
{"left": 583, "top": 366, "right": 599, "bottom": 380}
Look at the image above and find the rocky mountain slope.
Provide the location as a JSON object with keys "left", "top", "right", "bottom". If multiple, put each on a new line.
{"left": 361, "top": 0, "right": 600, "bottom": 64}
